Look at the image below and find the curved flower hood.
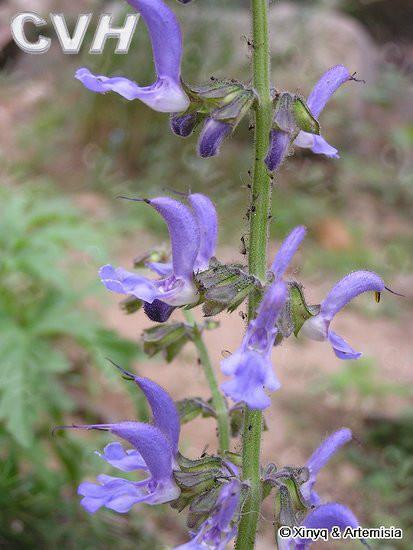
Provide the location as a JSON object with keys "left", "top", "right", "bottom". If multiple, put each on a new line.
{"left": 64, "top": 373, "right": 181, "bottom": 514}
{"left": 301, "top": 270, "right": 385, "bottom": 359}
{"left": 75, "top": 0, "right": 189, "bottom": 113}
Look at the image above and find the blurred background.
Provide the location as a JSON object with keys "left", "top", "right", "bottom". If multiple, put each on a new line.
{"left": 0, "top": 0, "right": 411, "bottom": 548}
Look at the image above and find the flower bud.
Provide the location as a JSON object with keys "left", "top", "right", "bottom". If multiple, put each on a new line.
{"left": 195, "top": 259, "right": 260, "bottom": 316}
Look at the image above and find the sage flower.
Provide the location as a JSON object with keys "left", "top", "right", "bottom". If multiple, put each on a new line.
{"left": 75, "top": 0, "right": 189, "bottom": 113}
{"left": 271, "top": 225, "right": 307, "bottom": 280}
{"left": 65, "top": 373, "right": 181, "bottom": 513}
{"left": 197, "top": 119, "right": 233, "bottom": 158}
{"left": 300, "top": 428, "right": 352, "bottom": 506}
{"left": 147, "top": 193, "right": 218, "bottom": 276}
{"left": 277, "top": 428, "right": 358, "bottom": 549}
{"left": 100, "top": 197, "right": 201, "bottom": 312}
{"left": 220, "top": 226, "right": 306, "bottom": 409}
{"left": 175, "top": 479, "right": 241, "bottom": 549}
{"left": 220, "top": 281, "right": 287, "bottom": 409}
{"left": 278, "top": 503, "right": 359, "bottom": 550}
{"left": 266, "top": 65, "right": 354, "bottom": 171}
{"left": 294, "top": 65, "right": 354, "bottom": 158}
{"left": 300, "top": 271, "right": 385, "bottom": 359}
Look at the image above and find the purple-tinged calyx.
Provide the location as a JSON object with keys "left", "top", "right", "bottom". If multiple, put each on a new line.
{"left": 300, "top": 271, "right": 385, "bottom": 359}
{"left": 220, "top": 281, "right": 287, "bottom": 410}
{"left": 75, "top": 0, "right": 189, "bottom": 113}
{"left": 100, "top": 196, "right": 201, "bottom": 308}
{"left": 265, "top": 65, "right": 355, "bottom": 171}
{"left": 175, "top": 479, "right": 241, "bottom": 549}
{"left": 171, "top": 80, "right": 256, "bottom": 158}
{"left": 265, "top": 92, "right": 320, "bottom": 171}
{"left": 62, "top": 373, "right": 181, "bottom": 514}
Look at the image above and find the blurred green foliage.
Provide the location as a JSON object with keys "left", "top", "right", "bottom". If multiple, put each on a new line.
{"left": 319, "top": 358, "right": 411, "bottom": 402}
{"left": 349, "top": 415, "right": 413, "bottom": 548}
{"left": 0, "top": 183, "right": 158, "bottom": 547}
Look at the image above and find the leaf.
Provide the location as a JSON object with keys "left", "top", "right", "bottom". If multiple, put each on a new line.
{"left": 0, "top": 332, "right": 32, "bottom": 447}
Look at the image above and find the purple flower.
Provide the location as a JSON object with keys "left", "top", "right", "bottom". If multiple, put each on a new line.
{"left": 188, "top": 193, "right": 218, "bottom": 271}
{"left": 271, "top": 225, "right": 307, "bottom": 281}
{"left": 171, "top": 112, "right": 205, "bottom": 137}
{"left": 294, "top": 65, "right": 353, "bottom": 158}
{"left": 170, "top": 82, "right": 255, "bottom": 158}
{"left": 100, "top": 196, "right": 201, "bottom": 310}
{"left": 220, "top": 281, "right": 287, "bottom": 409}
{"left": 75, "top": 0, "right": 189, "bottom": 113}
{"left": 175, "top": 479, "right": 241, "bottom": 549}
{"left": 220, "top": 226, "right": 306, "bottom": 409}
{"left": 66, "top": 373, "right": 181, "bottom": 514}
{"left": 277, "top": 429, "right": 358, "bottom": 549}
{"left": 300, "top": 271, "right": 385, "bottom": 359}
{"left": 300, "top": 428, "right": 352, "bottom": 506}
{"left": 266, "top": 65, "right": 354, "bottom": 171}
{"left": 264, "top": 130, "right": 291, "bottom": 174}
{"left": 147, "top": 193, "right": 218, "bottom": 275}
{"left": 197, "top": 119, "right": 232, "bottom": 158}
{"left": 278, "top": 503, "right": 359, "bottom": 550}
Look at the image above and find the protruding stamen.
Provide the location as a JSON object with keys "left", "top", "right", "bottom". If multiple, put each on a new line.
{"left": 106, "top": 357, "right": 135, "bottom": 381}
{"left": 350, "top": 71, "right": 366, "bottom": 84}
{"left": 385, "top": 285, "right": 405, "bottom": 297}
{"left": 116, "top": 195, "right": 150, "bottom": 204}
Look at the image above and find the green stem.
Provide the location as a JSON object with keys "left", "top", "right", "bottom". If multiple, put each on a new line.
{"left": 183, "top": 310, "right": 230, "bottom": 454}
{"left": 236, "top": 0, "right": 273, "bottom": 548}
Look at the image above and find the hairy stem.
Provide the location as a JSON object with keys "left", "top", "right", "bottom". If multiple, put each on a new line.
{"left": 183, "top": 310, "right": 230, "bottom": 454}
{"left": 236, "top": 0, "right": 273, "bottom": 548}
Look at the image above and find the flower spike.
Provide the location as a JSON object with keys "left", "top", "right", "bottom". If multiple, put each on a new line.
{"left": 301, "top": 271, "right": 385, "bottom": 359}
{"left": 75, "top": 0, "right": 189, "bottom": 113}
